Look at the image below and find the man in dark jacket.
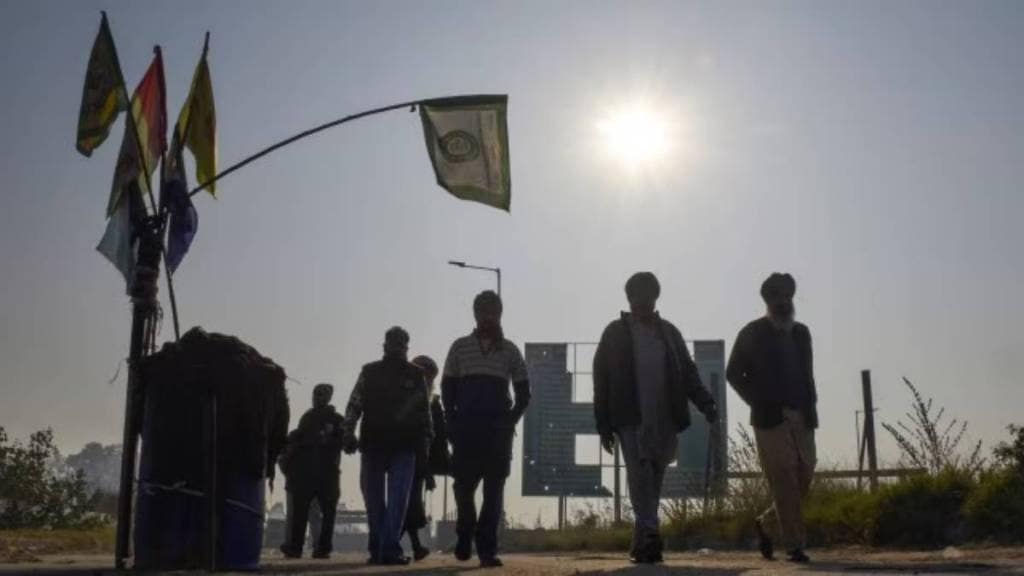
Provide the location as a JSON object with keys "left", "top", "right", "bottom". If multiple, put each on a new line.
{"left": 726, "top": 272, "right": 817, "bottom": 563}
{"left": 593, "top": 272, "right": 718, "bottom": 564}
{"left": 443, "top": 291, "right": 530, "bottom": 568}
{"left": 279, "top": 382, "right": 345, "bottom": 559}
{"left": 342, "top": 327, "right": 432, "bottom": 566}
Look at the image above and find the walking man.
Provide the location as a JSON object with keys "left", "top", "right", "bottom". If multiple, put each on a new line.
{"left": 342, "top": 327, "right": 433, "bottom": 566}
{"left": 443, "top": 291, "right": 531, "bottom": 568}
{"left": 593, "top": 272, "right": 718, "bottom": 564}
{"left": 403, "top": 354, "right": 450, "bottom": 561}
{"left": 726, "top": 272, "right": 818, "bottom": 563}
{"left": 279, "top": 383, "right": 344, "bottom": 559}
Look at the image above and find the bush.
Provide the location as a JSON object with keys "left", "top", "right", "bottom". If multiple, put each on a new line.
{"left": 964, "top": 470, "right": 1024, "bottom": 543}
{"left": 804, "top": 480, "right": 879, "bottom": 546}
{"left": 0, "top": 427, "right": 102, "bottom": 530}
{"left": 870, "top": 469, "right": 974, "bottom": 547}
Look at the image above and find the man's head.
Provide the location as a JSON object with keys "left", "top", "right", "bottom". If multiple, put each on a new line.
{"left": 411, "top": 355, "right": 439, "bottom": 391}
{"left": 761, "top": 272, "right": 796, "bottom": 323}
{"left": 312, "top": 383, "right": 334, "bottom": 408}
{"left": 625, "top": 272, "right": 660, "bottom": 320}
{"left": 473, "top": 290, "right": 503, "bottom": 338}
{"left": 383, "top": 326, "right": 410, "bottom": 360}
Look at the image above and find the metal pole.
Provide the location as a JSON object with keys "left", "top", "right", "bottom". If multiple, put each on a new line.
{"left": 114, "top": 213, "right": 162, "bottom": 569}
{"left": 206, "top": 386, "right": 218, "bottom": 570}
{"left": 442, "top": 476, "right": 448, "bottom": 521}
{"left": 496, "top": 268, "right": 501, "bottom": 297}
{"left": 187, "top": 94, "right": 506, "bottom": 199}
{"left": 613, "top": 443, "right": 622, "bottom": 524}
{"left": 861, "top": 370, "right": 879, "bottom": 492}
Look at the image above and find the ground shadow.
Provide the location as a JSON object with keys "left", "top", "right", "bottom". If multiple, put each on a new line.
{"left": 805, "top": 560, "right": 1006, "bottom": 574}
{"left": 576, "top": 567, "right": 745, "bottom": 576}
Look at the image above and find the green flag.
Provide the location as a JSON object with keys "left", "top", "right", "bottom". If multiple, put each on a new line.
{"left": 76, "top": 13, "right": 128, "bottom": 157}
{"left": 419, "top": 95, "right": 511, "bottom": 211}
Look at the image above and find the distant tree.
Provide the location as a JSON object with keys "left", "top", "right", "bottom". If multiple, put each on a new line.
{"left": 882, "top": 377, "right": 985, "bottom": 475}
{"left": 65, "top": 442, "right": 121, "bottom": 494}
{"left": 993, "top": 424, "right": 1024, "bottom": 477}
{"left": 0, "top": 426, "right": 102, "bottom": 529}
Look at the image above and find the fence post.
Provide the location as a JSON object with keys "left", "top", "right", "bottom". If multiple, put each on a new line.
{"left": 861, "top": 370, "right": 879, "bottom": 492}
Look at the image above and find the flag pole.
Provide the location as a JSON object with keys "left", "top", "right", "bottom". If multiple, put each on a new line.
{"left": 109, "top": 31, "right": 161, "bottom": 568}
{"left": 153, "top": 43, "right": 181, "bottom": 342}
{"left": 187, "top": 94, "right": 505, "bottom": 198}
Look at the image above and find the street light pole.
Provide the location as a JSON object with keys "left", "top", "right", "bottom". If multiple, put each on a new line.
{"left": 447, "top": 260, "right": 501, "bottom": 296}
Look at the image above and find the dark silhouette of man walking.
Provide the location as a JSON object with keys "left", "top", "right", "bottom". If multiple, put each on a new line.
{"left": 593, "top": 272, "right": 718, "bottom": 564}
{"left": 442, "top": 291, "right": 531, "bottom": 568}
{"left": 342, "top": 327, "right": 432, "bottom": 566}
{"left": 726, "top": 272, "right": 818, "bottom": 563}
{"left": 279, "top": 383, "right": 344, "bottom": 559}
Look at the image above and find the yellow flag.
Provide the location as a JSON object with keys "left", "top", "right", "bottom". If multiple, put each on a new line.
{"left": 177, "top": 48, "right": 217, "bottom": 197}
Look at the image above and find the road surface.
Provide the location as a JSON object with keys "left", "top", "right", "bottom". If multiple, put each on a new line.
{"left": 2, "top": 548, "right": 1023, "bottom": 575}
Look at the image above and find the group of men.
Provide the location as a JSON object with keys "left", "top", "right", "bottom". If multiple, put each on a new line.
{"left": 277, "top": 290, "right": 528, "bottom": 567}
{"left": 276, "top": 271, "right": 819, "bottom": 566}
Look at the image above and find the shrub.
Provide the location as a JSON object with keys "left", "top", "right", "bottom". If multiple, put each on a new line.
{"left": 870, "top": 469, "right": 974, "bottom": 547}
{"left": 0, "top": 427, "right": 102, "bottom": 530}
{"left": 804, "top": 480, "right": 879, "bottom": 546}
{"left": 964, "top": 472, "right": 1024, "bottom": 542}
{"left": 882, "top": 377, "right": 984, "bottom": 476}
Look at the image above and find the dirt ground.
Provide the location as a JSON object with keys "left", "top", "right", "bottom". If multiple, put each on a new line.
{"left": 2, "top": 547, "right": 1024, "bottom": 576}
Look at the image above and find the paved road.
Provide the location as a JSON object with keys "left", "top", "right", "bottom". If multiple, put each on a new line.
{"left": 3, "top": 548, "right": 1023, "bottom": 575}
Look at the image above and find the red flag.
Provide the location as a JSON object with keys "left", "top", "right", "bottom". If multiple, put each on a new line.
{"left": 107, "top": 51, "right": 167, "bottom": 215}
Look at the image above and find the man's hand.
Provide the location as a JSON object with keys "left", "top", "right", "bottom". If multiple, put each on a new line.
{"left": 704, "top": 404, "right": 719, "bottom": 424}
{"left": 600, "top": 431, "right": 616, "bottom": 455}
{"left": 341, "top": 432, "right": 359, "bottom": 454}
{"left": 425, "top": 475, "right": 437, "bottom": 491}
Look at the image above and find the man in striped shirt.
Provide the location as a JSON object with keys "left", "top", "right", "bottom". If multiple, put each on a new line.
{"left": 442, "top": 291, "right": 531, "bottom": 568}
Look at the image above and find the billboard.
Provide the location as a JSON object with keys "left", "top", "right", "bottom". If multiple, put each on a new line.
{"left": 521, "top": 341, "right": 727, "bottom": 498}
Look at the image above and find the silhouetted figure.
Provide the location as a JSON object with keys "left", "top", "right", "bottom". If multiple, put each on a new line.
{"left": 278, "top": 383, "right": 344, "bottom": 559}
{"left": 342, "top": 327, "right": 432, "bottom": 566}
{"left": 443, "top": 291, "right": 531, "bottom": 568}
{"left": 726, "top": 273, "right": 818, "bottom": 563}
{"left": 593, "top": 272, "right": 718, "bottom": 564}
{"left": 403, "top": 354, "right": 451, "bottom": 562}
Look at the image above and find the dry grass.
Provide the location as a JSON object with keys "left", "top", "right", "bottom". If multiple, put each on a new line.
{"left": 0, "top": 525, "right": 114, "bottom": 563}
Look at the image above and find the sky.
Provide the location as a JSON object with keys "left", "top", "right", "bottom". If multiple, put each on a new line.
{"left": 2, "top": 0, "right": 1023, "bottom": 526}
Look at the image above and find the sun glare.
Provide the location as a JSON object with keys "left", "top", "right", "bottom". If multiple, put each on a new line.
{"left": 597, "top": 104, "right": 673, "bottom": 167}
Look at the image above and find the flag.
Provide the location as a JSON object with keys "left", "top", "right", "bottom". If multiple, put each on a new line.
{"left": 177, "top": 41, "right": 217, "bottom": 196}
{"left": 419, "top": 95, "right": 511, "bottom": 211}
{"left": 161, "top": 133, "right": 198, "bottom": 273}
{"left": 107, "top": 51, "right": 167, "bottom": 215}
{"left": 76, "top": 13, "right": 128, "bottom": 156}
{"left": 97, "top": 183, "right": 144, "bottom": 286}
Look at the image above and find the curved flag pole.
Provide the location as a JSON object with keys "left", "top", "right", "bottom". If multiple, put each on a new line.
{"left": 185, "top": 94, "right": 506, "bottom": 199}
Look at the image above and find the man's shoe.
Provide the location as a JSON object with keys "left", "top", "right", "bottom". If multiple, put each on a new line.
{"left": 382, "top": 555, "right": 411, "bottom": 566}
{"left": 312, "top": 549, "right": 330, "bottom": 559}
{"left": 786, "top": 548, "right": 810, "bottom": 563}
{"left": 480, "top": 556, "right": 504, "bottom": 568}
{"left": 454, "top": 539, "right": 472, "bottom": 561}
{"left": 413, "top": 545, "right": 430, "bottom": 561}
{"left": 755, "top": 518, "right": 775, "bottom": 560}
{"left": 278, "top": 544, "right": 301, "bottom": 559}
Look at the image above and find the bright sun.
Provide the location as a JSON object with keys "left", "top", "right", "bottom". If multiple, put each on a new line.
{"left": 597, "top": 104, "right": 673, "bottom": 167}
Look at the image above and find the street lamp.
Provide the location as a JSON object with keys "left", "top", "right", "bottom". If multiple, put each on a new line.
{"left": 447, "top": 260, "right": 501, "bottom": 296}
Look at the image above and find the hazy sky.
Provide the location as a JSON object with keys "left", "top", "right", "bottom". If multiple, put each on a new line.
{"left": 2, "top": 1, "right": 1023, "bottom": 525}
